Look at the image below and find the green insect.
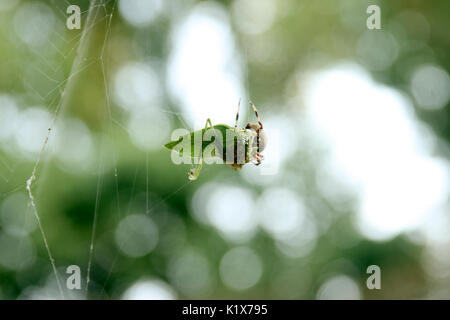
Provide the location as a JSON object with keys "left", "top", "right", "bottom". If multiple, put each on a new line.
{"left": 164, "top": 101, "right": 266, "bottom": 180}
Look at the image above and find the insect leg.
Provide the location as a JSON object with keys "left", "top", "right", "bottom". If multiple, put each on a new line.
{"left": 189, "top": 118, "right": 213, "bottom": 181}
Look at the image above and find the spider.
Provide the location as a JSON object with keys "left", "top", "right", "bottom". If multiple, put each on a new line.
{"left": 164, "top": 101, "right": 266, "bottom": 180}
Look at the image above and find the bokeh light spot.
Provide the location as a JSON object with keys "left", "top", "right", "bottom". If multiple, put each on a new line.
{"left": 118, "top": 0, "right": 164, "bottom": 28}
{"left": 219, "top": 247, "right": 262, "bottom": 291}
{"left": 232, "top": 0, "right": 276, "bottom": 35}
{"left": 122, "top": 279, "right": 176, "bottom": 300}
{"left": 410, "top": 64, "right": 450, "bottom": 110}
{"left": 167, "top": 2, "right": 245, "bottom": 128}
{"left": 205, "top": 184, "right": 257, "bottom": 242}
{"left": 0, "top": 192, "right": 37, "bottom": 237}
{"left": 167, "top": 249, "right": 212, "bottom": 297}
{"left": 127, "top": 108, "right": 172, "bottom": 151}
{"left": 316, "top": 275, "right": 361, "bottom": 300}
{"left": 257, "top": 187, "right": 306, "bottom": 239}
{"left": 115, "top": 214, "right": 159, "bottom": 257}
{"left": 13, "top": 2, "right": 55, "bottom": 47}
{"left": 0, "top": 233, "right": 36, "bottom": 270}
{"left": 113, "top": 62, "right": 161, "bottom": 112}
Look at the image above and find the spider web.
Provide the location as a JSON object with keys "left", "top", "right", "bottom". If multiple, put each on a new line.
{"left": 22, "top": 0, "right": 116, "bottom": 299}
{"left": 7, "top": 0, "right": 195, "bottom": 299}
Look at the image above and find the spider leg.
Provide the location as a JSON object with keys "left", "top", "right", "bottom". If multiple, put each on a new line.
{"left": 249, "top": 100, "right": 263, "bottom": 129}
{"left": 252, "top": 152, "right": 263, "bottom": 166}
{"left": 235, "top": 99, "right": 241, "bottom": 128}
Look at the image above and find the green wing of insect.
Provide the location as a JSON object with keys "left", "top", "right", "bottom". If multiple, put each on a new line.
{"left": 164, "top": 101, "right": 264, "bottom": 180}
{"left": 164, "top": 124, "right": 233, "bottom": 159}
{"left": 164, "top": 123, "right": 230, "bottom": 180}
{"left": 164, "top": 121, "right": 257, "bottom": 180}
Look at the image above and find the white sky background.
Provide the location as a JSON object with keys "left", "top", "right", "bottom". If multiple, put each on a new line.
{"left": 167, "top": 2, "right": 246, "bottom": 129}
{"left": 303, "top": 63, "right": 450, "bottom": 241}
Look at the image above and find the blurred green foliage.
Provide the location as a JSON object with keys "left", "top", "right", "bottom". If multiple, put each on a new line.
{"left": 0, "top": 0, "right": 449, "bottom": 300}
